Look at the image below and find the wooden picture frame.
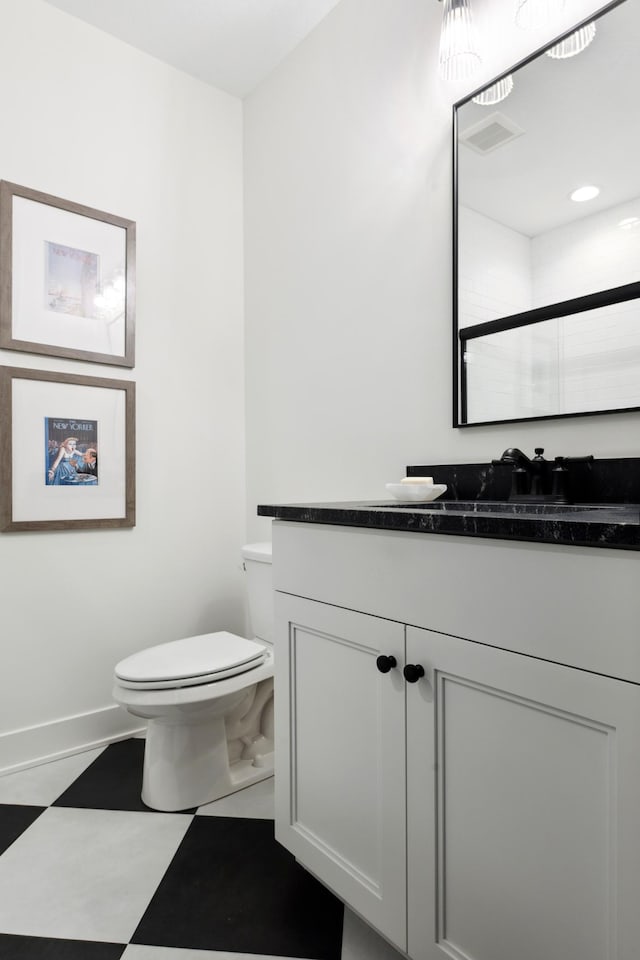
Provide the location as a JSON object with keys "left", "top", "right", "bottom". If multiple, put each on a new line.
{"left": 0, "top": 181, "right": 135, "bottom": 367}
{"left": 0, "top": 366, "right": 135, "bottom": 531}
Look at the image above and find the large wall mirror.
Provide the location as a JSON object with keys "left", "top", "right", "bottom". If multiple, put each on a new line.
{"left": 454, "top": 0, "right": 640, "bottom": 426}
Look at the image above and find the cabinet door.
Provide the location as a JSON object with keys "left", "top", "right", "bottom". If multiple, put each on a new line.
{"left": 275, "top": 592, "right": 407, "bottom": 950}
{"left": 406, "top": 626, "right": 640, "bottom": 960}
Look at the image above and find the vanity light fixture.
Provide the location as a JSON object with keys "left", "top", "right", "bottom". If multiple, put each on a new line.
{"left": 547, "top": 22, "right": 596, "bottom": 59}
{"left": 515, "top": 0, "right": 565, "bottom": 29}
{"left": 472, "top": 74, "right": 514, "bottom": 106}
{"left": 570, "top": 185, "right": 600, "bottom": 202}
{"left": 438, "top": 0, "right": 481, "bottom": 82}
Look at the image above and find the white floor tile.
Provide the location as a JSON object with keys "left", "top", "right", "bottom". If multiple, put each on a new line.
{"left": 124, "top": 948, "right": 311, "bottom": 959}
{"left": 196, "top": 775, "right": 274, "bottom": 819}
{"left": 0, "top": 806, "right": 192, "bottom": 943}
{"left": 0, "top": 748, "right": 105, "bottom": 806}
{"left": 341, "top": 908, "right": 404, "bottom": 960}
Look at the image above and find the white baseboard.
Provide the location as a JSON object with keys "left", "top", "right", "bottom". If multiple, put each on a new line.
{"left": 0, "top": 705, "right": 146, "bottom": 777}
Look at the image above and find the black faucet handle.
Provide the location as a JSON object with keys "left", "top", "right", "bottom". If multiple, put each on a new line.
{"left": 533, "top": 448, "right": 545, "bottom": 460}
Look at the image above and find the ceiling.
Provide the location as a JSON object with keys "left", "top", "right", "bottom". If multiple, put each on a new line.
{"left": 457, "top": 0, "right": 638, "bottom": 237}
{"left": 43, "top": 0, "right": 342, "bottom": 98}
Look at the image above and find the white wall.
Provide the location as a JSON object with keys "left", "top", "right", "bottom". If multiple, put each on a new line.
{"left": 459, "top": 206, "right": 535, "bottom": 422}
{"left": 532, "top": 196, "right": 640, "bottom": 305}
{"left": 459, "top": 206, "right": 532, "bottom": 326}
{"left": 536, "top": 198, "right": 640, "bottom": 414}
{"left": 244, "top": 0, "right": 635, "bottom": 541}
{"left": 457, "top": 194, "right": 640, "bottom": 421}
{"left": 0, "top": 0, "right": 246, "bottom": 772}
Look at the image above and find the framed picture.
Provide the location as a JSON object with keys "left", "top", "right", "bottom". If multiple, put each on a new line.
{"left": 0, "top": 181, "right": 135, "bottom": 367}
{"left": 0, "top": 366, "right": 135, "bottom": 531}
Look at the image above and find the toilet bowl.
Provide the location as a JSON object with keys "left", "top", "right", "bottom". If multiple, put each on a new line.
{"left": 113, "top": 543, "right": 274, "bottom": 812}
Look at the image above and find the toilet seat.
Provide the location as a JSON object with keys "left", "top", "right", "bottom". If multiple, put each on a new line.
{"left": 114, "top": 631, "right": 267, "bottom": 690}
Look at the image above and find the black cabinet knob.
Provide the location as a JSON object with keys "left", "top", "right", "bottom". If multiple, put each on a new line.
{"left": 403, "top": 663, "right": 425, "bottom": 683}
{"left": 376, "top": 655, "right": 397, "bottom": 674}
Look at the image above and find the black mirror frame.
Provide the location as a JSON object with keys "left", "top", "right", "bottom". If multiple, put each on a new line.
{"left": 452, "top": 0, "right": 638, "bottom": 428}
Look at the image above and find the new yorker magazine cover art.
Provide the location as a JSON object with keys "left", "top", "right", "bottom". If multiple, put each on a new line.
{"left": 45, "top": 418, "right": 98, "bottom": 485}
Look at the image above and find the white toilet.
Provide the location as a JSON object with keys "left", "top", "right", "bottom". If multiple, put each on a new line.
{"left": 113, "top": 542, "right": 274, "bottom": 811}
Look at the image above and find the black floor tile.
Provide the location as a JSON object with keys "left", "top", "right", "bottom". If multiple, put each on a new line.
{"left": 0, "top": 804, "right": 45, "bottom": 855}
{"left": 132, "top": 815, "right": 344, "bottom": 958}
{"left": 52, "top": 739, "right": 195, "bottom": 813}
{"left": 0, "top": 933, "right": 125, "bottom": 959}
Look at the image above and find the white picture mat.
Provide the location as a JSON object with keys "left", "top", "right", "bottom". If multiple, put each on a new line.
{"left": 12, "top": 196, "right": 127, "bottom": 357}
{"left": 11, "top": 377, "right": 127, "bottom": 522}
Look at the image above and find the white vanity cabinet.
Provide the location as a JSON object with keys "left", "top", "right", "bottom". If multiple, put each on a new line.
{"left": 272, "top": 521, "right": 640, "bottom": 960}
{"left": 405, "top": 625, "right": 640, "bottom": 960}
{"left": 274, "top": 594, "right": 407, "bottom": 947}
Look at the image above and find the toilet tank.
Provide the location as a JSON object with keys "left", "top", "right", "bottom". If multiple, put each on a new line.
{"left": 242, "top": 542, "right": 273, "bottom": 646}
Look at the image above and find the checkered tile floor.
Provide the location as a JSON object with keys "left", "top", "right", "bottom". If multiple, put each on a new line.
{"left": 0, "top": 739, "right": 344, "bottom": 959}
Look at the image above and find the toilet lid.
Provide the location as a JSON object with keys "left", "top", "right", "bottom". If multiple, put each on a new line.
{"left": 114, "top": 632, "right": 267, "bottom": 690}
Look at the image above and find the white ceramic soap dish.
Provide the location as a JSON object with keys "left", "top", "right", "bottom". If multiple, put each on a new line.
{"left": 385, "top": 482, "right": 447, "bottom": 502}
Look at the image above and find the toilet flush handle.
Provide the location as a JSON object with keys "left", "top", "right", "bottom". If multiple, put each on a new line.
{"left": 376, "top": 655, "right": 397, "bottom": 673}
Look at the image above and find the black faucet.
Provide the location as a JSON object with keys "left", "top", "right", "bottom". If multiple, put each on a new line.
{"left": 491, "top": 448, "right": 594, "bottom": 503}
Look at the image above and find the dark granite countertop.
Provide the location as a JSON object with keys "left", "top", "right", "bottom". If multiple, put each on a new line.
{"left": 257, "top": 499, "right": 640, "bottom": 550}
{"left": 259, "top": 458, "right": 640, "bottom": 550}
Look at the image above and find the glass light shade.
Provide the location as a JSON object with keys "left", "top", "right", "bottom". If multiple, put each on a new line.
{"left": 547, "top": 22, "right": 596, "bottom": 59}
{"left": 515, "top": 0, "right": 565, "bottom": 29}
{"left": 472, "top": 74, "right": 514, "bottom": 106}
{"left": 439, "top": 0, "right": 481, "bottom": 82}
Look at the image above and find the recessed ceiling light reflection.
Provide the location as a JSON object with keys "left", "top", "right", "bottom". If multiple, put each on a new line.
{"left": 570, "top": 185, "right": 600, "bottom": 202}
